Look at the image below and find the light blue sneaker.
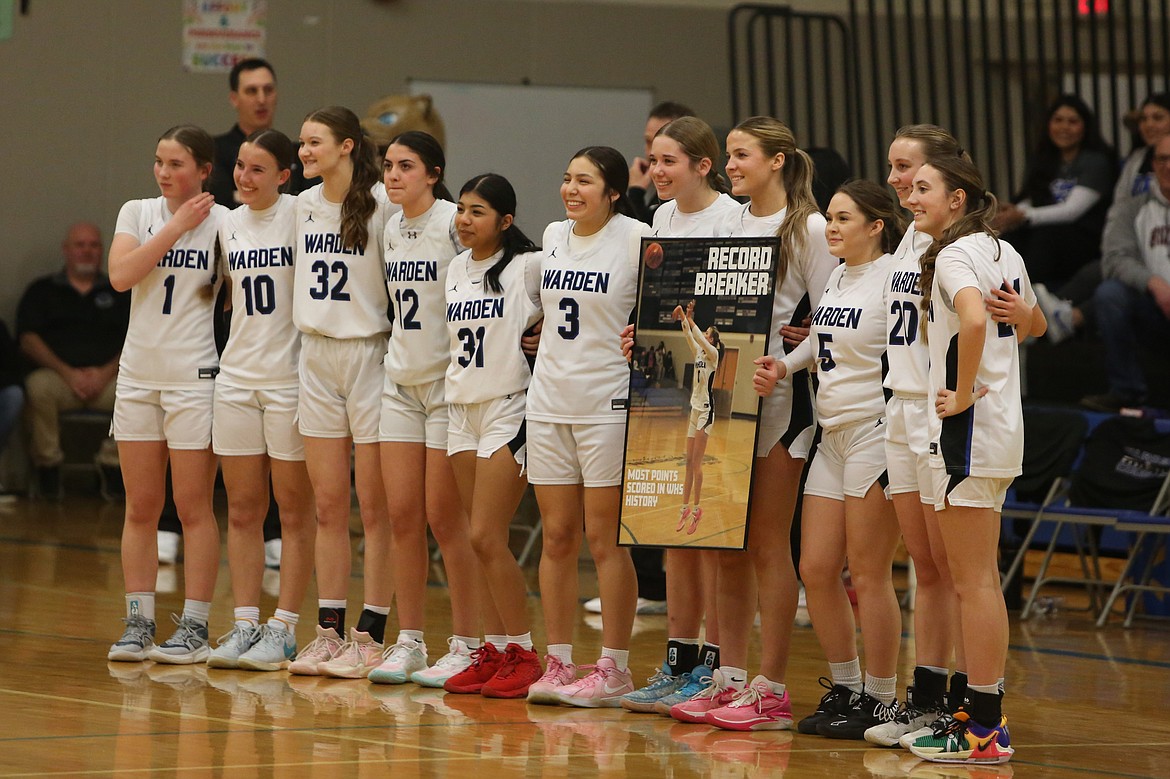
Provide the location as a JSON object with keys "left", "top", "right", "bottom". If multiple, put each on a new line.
{"left": 238, "top": 624, "right": 297, "bottom": 672}
{"left": 653, "top": 664, "right": 714, "bottom": 715}
{"left": 620, "top": 662, "right": 685, "bottom": 713}
{"left": 207, "top": 623, "right": 259, "bottom": 669}
{"left": 147, "top": 614, "right": 210, "bottom": 665}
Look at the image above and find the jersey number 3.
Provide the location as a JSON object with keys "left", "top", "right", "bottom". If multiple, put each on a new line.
{"left": 558, "top": 297, "right": 580, "bottom": 340}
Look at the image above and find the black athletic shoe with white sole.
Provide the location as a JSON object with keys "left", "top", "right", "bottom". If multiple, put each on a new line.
{"left": 818, "top": 691, "right": 901, "bottom": 739}
{"left": 797, "top": 677, "right": 860, "bottom": 735}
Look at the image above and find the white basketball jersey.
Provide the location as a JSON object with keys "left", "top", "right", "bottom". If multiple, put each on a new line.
{"left": 384, "top": 199, "right": 461, "bottom": 386}
{"left": 884, "top": 224, "right": 934, "bottom": 396}
{"left": 218, "top": 194, "right": 299, "bottom": 389}
{"left": 444, "top": 248, "right": 543, "bottom": 404}
{"left": 927, "top": 233, "right": 1035, "bottom": 478}
{"left": 114, "top": 197, "right": 226, "bottom": 389}
{"left": 292, "top": 184, "right": 392, "bottom": 339}
{"left": 722, "top": 204, "right": 837, "bottom": 430}
{"left": 528, "top": 214, "right": 651, "bottom": 424}
{"left": 684, "top": 319, "right": 719, "bottom": 411}
{"left": 651, "top": 193, "right": 741, "bottom": 238}
{"left": 790, "top": 254, "right": 894, "bottom": 430}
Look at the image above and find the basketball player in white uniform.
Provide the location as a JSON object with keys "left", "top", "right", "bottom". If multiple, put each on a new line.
{"left": 205, "top": 129, "right": 314, "bottom": 673}
{"left": 904, "top": 155, "right": 1044, "bottom": 766}
{"left": 676, "top": 301, "right": 721, "bottom": 534}
{"left": 761, "top": 181, "right": 906, "bottom": 740}
{"left": 875, "top": 126, "right": 1040, "bottom": 751}
{"left": 621, "top": 117, "right": 740, "bottom": 719}
{"left": 371, "top": 132, "right": 484, "bottom": 688}
{"left": 106, "top": 125, "right": 226, "bottom": 664}
{"left": 525, "top": 146, "right": 648, "bottom": 708}
{"left": 287, "top": 106, "right": 395, "bottom": 679}
{"left": 441, "top": 174, "right": 547, "bottom": 698}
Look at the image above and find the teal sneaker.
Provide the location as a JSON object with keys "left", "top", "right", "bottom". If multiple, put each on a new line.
{"left": 620, "top": 662, "right": 685, "bottom": 713}
{"left": 653, "top": 664, "right": 714, "bottom": 715}
{"left": 238, "top": 624, "right": 298, "bottom": 671}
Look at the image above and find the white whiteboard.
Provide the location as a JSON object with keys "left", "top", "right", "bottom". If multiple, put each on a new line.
{"left": 409, "top": 79, "right": 653, "bottom": 236}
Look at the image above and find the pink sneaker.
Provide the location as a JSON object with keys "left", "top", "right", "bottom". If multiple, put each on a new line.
{"left": 706, "top": 675, "right": 794, "bottom": 731}
{"left": 288, "top": 625, "right": 343, "bottom": 676}
{"left": 554, "top": 656, "right": 634, "bottom": 708}
{"left": 526, "top": 654, "right": 577, "bottom": 705}
{"left": 676, "top": 506, "right": 691, "bottom": 532}
{"left": 317, "top": 629, "right": 384, "bottom": 679}
{"left": 671, "top": 668, "right": 739, "bottom": 723}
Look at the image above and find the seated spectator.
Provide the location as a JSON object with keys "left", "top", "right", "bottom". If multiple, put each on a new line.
{"left": 0, "top": 321, "right": 24, "bottom": 501}
{"left": 995, "top": 95, "right": 1116, "bottom": 289}
{"left": 1036, "top": 93, "right": 1170, "bottom": 343}
{"left": 16, "top": 223, "right": 129, "bottom": 495}
{"left": 1081, "top": 134, "right": 1170, "bottom": 412}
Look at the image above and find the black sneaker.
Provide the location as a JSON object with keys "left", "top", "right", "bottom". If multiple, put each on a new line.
{"left": 797, "top": 677, "right": 859, "bottom": 735}
{"left": 817, "top": 691, "right": 901, "bottom": 739}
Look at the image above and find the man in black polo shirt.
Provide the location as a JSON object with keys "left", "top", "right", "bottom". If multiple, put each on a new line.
{"left": 16, "top": 223, "right": 129, "bottom": 494}
{"left": 208, "top": 58, "right": 316, "bottom": 208}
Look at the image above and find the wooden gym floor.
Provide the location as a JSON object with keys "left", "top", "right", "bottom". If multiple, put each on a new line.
{"left": 1, "top": 487, "right": 1169, "bottom": 778}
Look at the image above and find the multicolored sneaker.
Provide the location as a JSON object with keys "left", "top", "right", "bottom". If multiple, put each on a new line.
{"left": 238, "top": 624, "right": 297, "bottom": 671}
{"left": 653, "top": 664, "right": 714, "bottom": 715}
{"left": 797, "top": 677, "right": 859, "bottom": 735}
{"left": 866, "top": 687, "right": 942, "bottom": 747}
{"left": 289, "top": 625, "right": 343, "bottom": 676}
{"left": 482, "top": 643, "right": 543, "bottom": 699}
{"left": 317, "top": 629, "right": 383, "bottom": 679}
{"left": 901, "top": 710, "right": 960, "bottom": 750}
{"left": 411, "top": 637, "right": 474, "bottom": 688}
{"left": 107, "top": 614, "right": 156, "bottom": 662}
{"left": 671, "top": 668, "right": 740, "bottom": 723}
{"left": 909, "top": 710, "right": 1014, "bottom": 764}
{"left": 819, "top": 691, "right": 901, "bottom": 739}
{"left": 706, "top": 675, "right": 794, "bottom": 731}
{"left": 207, "top": 623, "right": 259, "bottom": 669}
{"left": 368, "top": 637, "right": 428, "bottom": 685}
{"left": 147, "top": 614, "right": 210, "bottom": 665}
{"left": 554, "top": 657, "right": 633, "bottom": 708}
{"left": 444, "top": 643, "right": 504, "bottom": 694}
{"left": 620, "top": 663, "right": 686, "bottom": 713}
{"left": 526, "top": 654, "right": 577, "bottom": 705}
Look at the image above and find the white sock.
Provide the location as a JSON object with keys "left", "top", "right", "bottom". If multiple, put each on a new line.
{"left": 398, "top": 629, "right": 424, "bottom": 645}
{"left": 721, "top": 665, "right": 748, "bottom": 691}
{"left": 486, "top": 634, "right": 508, "bottom": 650}
{"left": 363, "top": 602, "right": 391, "bottom": 615}
{"left": 829, "top": 658, "right": 863, "bottom": 693}
{"left": 998, "top": 677, "right": 1005, "bottom": 694}
{"left": 548, "top": 643, "right": 574, "bottom": 665}
{"left": 763, "top": 675, "right": 787, "bottom": 696}
{"left": 507, "top": 632, "right": 534, "bottom": 650}
{"left": 600, "top": 647, "right": 629, "bottom": 671}
{"left": 454, "top": 635, "right": 480, "bottom": 650}
{"left": 318, "top": 598, "right": 346, "bottom": 609}
{"left": 182, "top": 599, "right": 211, "bottom": 624}
{"left": 865, "top": 672, "right": 897, "bottom": 705}
{"left": 126, "top": 592, "right": 155, "bottom": 622}
{"left": 234, "top": 606, "right": 260, "bottom": 628}
{"left": 272, "top": 609, "right": 298, "bottom": 629}
{"left": 970, "top": 681, "right": 1000, "bottom": 696}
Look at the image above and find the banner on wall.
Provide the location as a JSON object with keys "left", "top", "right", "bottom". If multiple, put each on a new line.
{"left": 619, "top": 236, "right": 780, "bottom": 551}
{"left": 182, "top": 0, "right": 267, "bottom": 73}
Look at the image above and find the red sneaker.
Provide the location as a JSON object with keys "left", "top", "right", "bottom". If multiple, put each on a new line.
{"left": 443, "top": 643, "right": 503, "bottom": 694}
{"left": 482, "top": 643, "right": 543, "bottom": 699}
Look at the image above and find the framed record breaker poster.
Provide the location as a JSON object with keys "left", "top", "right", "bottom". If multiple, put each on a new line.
{"left": 619, "top": 236, "right": 780, "bottom": 551}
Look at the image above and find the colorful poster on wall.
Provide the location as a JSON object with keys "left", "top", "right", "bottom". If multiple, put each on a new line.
{"left": 619, "top": 236, "right": 780, "bottom": 551}
{"left": 182, "top": 0, "right": 266, "bottom": 73}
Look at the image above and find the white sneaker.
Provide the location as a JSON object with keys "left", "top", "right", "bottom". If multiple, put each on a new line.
{"left": 318, "top": 628, "right": 383, "bottom": 679}
{"left": 107, "top": 614, "right": 156, "bottom": 662}
{"left": 157, "top": 531, "right": 181, "bottom": 565}
{"left": 410, "top": 637, "right": 474, "bottom": 687}
{"left": 264, "top": 538, "right": 282, "bottom": 569}
{"left": 289, "top": 625, "right": 343, "bottom": 676}
{"left": 238, "top": 624, "right": 298, "bottom": 672}
{"left": 207, "top": 623, "right": 259, "bottom": 669}
{"left": 1034, "top": 283, "right": 1075, "bottom": 344}
{"left": 368, "top": 637, "right": 428, "bottom": 684}
{"left": 147, "top": 614, "right": 210, "bottom": 665}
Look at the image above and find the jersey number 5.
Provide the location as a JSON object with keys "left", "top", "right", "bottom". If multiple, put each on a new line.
{"left": 817, "top": 333, "right": 837, "bottom": 372}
